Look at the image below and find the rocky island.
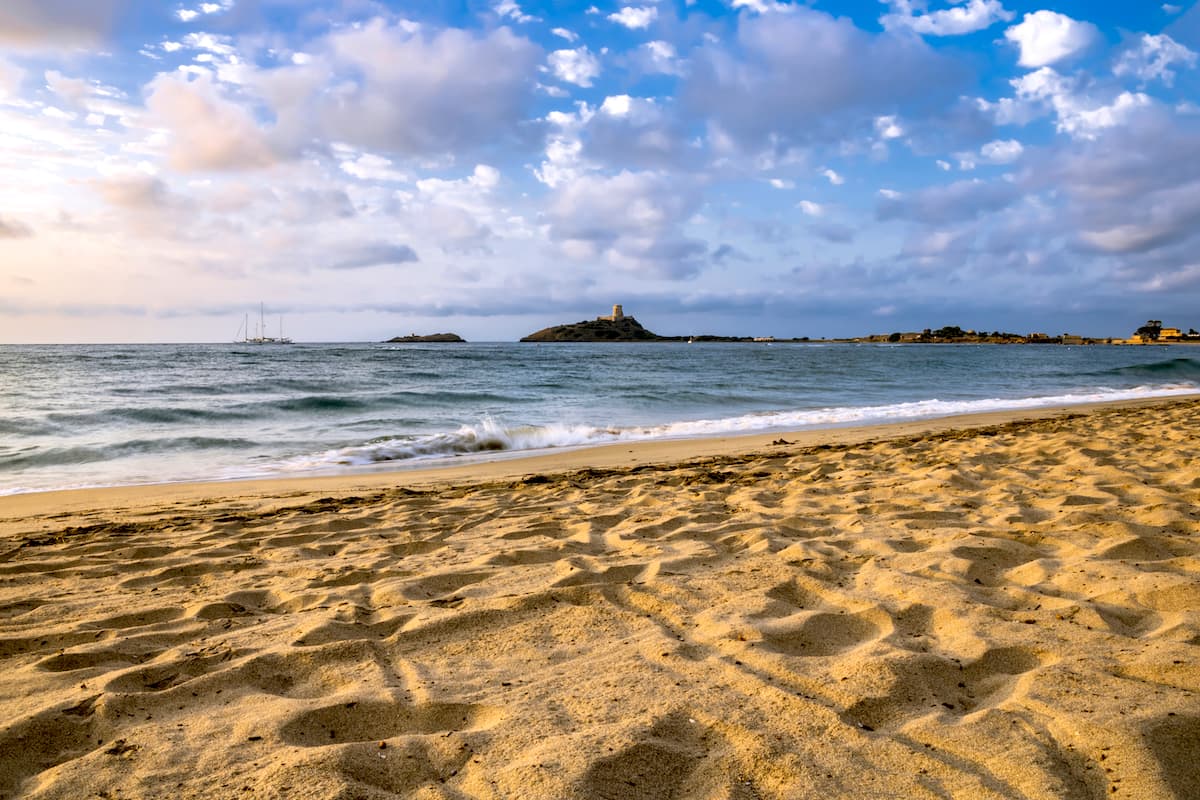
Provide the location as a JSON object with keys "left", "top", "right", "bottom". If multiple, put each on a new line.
{"left": 520, "top": 305, "right": 784, "bottom": 343}
{"left": 520, "top": 305, "right": 663, "bottom": 342}
{"left": 384, "top": 333, "right": 465, "bottom": 343}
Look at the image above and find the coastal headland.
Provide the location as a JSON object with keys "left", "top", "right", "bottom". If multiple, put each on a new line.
{"left": 1, "top": 396, "right": 1198, "bottom": 798}
{"left": 519, "top": 307, "right": 1200, "bottom": 345}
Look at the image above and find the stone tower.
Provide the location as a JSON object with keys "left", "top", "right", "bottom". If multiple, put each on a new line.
{"left": 611, "top": 304, "right": 624, "bottom": 320}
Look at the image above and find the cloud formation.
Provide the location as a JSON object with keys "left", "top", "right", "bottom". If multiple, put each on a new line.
{"left": 0, "top": 0, "right": 126, "bottom": 47}
{"left": 1005, "top": 11, "right": 1100, "bottom": 68}
{"left": 146, "top": 73, "right": 277, "bottom": 171}
{"left": 548, "top": 171, "right": 707, "bottom": 279}
{"left": 548, "top": 46, "right": 601, "bottom": 87}
{"left": 1114, "top": 33, "right": 1197, "bottom": 86}
{"left": 881, "top": 0, "right": 1014, "bottom": 36}
{"left": 608, "top": 6, "right": 658, "bottom": 30}
{"left": 330, "top": 243, "right": 419, "bottom": 270}
{"left": 255, "top": 20, "right": 542, "bottom": 159}
{"left": 687, "top": 9, "right": 964, "bottom": 151}
{"left": 2, "top": 1, "right": 1199, "bottom": 340}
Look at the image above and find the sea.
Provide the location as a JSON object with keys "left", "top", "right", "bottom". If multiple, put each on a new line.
{"left": 1, "top": 342, "right": 1197, "bottom": 496}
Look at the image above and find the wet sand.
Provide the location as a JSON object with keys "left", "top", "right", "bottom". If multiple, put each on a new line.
{"left": 1, "top": 397, "right": 1198, "bottom": 798}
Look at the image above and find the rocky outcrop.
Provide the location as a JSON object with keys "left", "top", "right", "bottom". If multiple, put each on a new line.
{"left": 385, "top": 333, "right": 466, "bottom": 343}
{"left": 520, "top": 316, "right": 662, "bottom": 342}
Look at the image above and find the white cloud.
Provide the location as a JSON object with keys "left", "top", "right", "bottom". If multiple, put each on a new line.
{"left": 417, "top": 164, "right": 500, "bottom": 197}
{"left": 686, "top": 8, "right": 959, "bottom": 152}
{"left": 534, "top": 105, "right": 595, "bottom": 188}
{"left": 822, "top": 168, "right": 844, "bottom": 185}
{"left": 551, "top": 28, "right": 578, "bottom": 42}
{"left": 494, "top": 1, "right": 538, "bottom": 24}
{"left": 731, "top": 0, "right": 793, "bottom": 13}
{"left": 1163, "top": 4, "right": 1182, "bottom": 14}
{"left": 1114, "top": 34, "right": 1198, "bottom": 87}
{"left": 0, "top": 57, "right": 23, "bottom": 101}
{"left": 176, "top": 0, "right": 231, "bottom": 22}
{"left": 874, "top": 114, "right": 904, "bottom": 139}
{"left": 878, "top": 188, "right": 901, "bottom": 199}
{"left": 41, "top": 105, "right": 75, "bottom": 121}
{"left": 1004, "top": 11, "right": 1099, "bottom": 68}
{"left": 974, "top": 94, "right": 1037, "bottom": 126}
{"left": 549, "top": 47, "right": 601, "bottom": 87}
{"left": 936, "top": 159, "right": 952, "bottom": 171}
{"left": 798, "top": 200, "right": 823, "bottom": 216}
{"left": 257, "top": 20, "right": 540, "bottom": 158}
{"left": 1013, "top": 67, "right": 1151, "bottom": 139}
{"left": 600, "top": 94, "right": 632, "bottom": 116}
{"left": 145, "top": 72, "right": 277, "bottom": 171}
{"left": 768, "top": 178, "right": 794, "bottom": 189}
{"left": 641, "top": 40, "right": 683, "bottom": 75}
{"left": 980, "top": 138, "right": 1024, "bottom": 163}
{"left": 881, "top": 0, "right": 1014, "bottom": 37}
{"left": 548, "top": 170, "right": 707, "bottom": 278}
{"left": 338, "top": 151, "right": 408, "bottom": 182}
{"left": 608, "top": 6, "right": 658, "bottom": 30}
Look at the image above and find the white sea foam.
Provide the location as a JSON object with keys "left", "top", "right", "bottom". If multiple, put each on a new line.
{"left": 281, "top": 384, "right": 1198, "bottom": 472}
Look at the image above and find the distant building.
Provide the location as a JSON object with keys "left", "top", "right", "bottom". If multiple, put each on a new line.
{"left": 597, "top": 304, "right": 624, "bottom": 322}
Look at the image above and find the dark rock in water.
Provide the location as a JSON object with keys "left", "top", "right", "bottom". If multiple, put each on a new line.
{"left": 385, "top": 333, "right": 466, "bottom": 343}
{"left": 520, "top": 316, "right": 661, "bottom": 342}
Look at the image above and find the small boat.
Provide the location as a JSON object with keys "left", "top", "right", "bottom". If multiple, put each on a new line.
{"left": 236, "top": 303, "right": 293, "bottom": 345}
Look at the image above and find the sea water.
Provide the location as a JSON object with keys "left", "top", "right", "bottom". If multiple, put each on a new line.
{"left": 1, "top": 342, "right": 1197, "bottom": 495}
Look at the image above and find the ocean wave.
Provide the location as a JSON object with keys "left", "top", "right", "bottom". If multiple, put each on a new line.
{"left": 46, "top": 406, "right": 254, "bottom": 427}
{"left": 281, "top": 385, "right": 1199, "bottom": 472}
{"left": 1093, "top": 357, "right": 1200, "bottom": 380}
{"left": 0, "top": 437, "right": 257, "bottom": 469}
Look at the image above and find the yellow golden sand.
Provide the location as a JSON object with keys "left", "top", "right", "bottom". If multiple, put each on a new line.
{"left": 1, "top": 399, "right": 1198, "bottom": 799}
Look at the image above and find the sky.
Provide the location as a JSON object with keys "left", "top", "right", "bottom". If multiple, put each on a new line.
{"left": 1, "top": 0, "right": 1199, "bottom": 342}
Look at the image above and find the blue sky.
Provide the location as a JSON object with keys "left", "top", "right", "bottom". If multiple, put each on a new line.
{"left": 1, "top": 0, "right": 1199, "bottom": 341}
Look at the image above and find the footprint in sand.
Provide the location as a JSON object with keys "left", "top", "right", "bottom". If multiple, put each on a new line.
{"left": 0, "top": 598, "right": 47, "bottom": 618}
{"left": 279, "top": 699, "right": 500, "bottom": 746}
{"left": 759, "top": 610, "right": 883, "bottom": 658}
{"left": 103, "top": 649, "right": 235, "bottom": 693}
{"left": 0, "top": 695, "right": 104, "bottom": 798}
{"left": 82, "top": 606, "right": 184, "bottom": 629}
{"left": 843, "top": 645, "right": 1045, "bottom": 732}
{"left": 36, "top": 648, "right": 160, "bottom": 673}
{"left": 397, "top": 570, "right": 493, "bottom": 601}
{"left": 1142, "top": 714, "right": 1200, "bottom": 800}
{"left": 579, "top": 711, "right": 753, "bottom": 800}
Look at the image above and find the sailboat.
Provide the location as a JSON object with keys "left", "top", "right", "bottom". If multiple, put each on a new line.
{"left": 235, "top": 303, "right": 293, "bottom": 345}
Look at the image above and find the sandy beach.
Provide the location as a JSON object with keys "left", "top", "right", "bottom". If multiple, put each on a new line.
{"left": 1, "top": 397, "right": 1198, "bottom": 799}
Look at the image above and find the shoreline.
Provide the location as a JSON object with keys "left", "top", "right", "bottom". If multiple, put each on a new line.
{"left": 3, "top": 393, "right": 1196, "bottom": 516}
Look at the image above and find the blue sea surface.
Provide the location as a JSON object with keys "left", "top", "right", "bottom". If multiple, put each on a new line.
{"left": 1, "top": 342, "right": 1197, "bottom": 494}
